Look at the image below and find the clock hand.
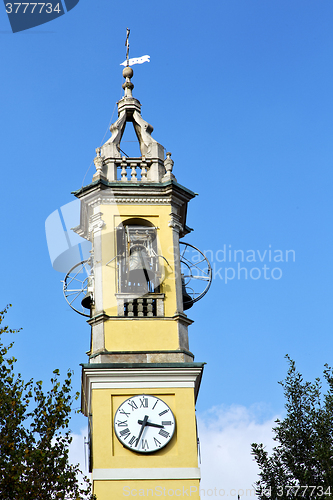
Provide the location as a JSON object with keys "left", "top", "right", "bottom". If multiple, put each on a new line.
{"left": 135, "top": 415, "right": 149, "bottom": 447}
{"left": 137, "top": 419, "right": 164, "bottom": 429}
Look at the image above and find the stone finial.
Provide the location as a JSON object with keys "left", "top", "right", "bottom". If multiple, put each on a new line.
{"left": 165, "top": 152, "right": 174, "bottom": 172}
{"left": 162, "top": 152, "right": 176, "bottom": 182}
{"left": 92, "top": 147, "right": 106, "bottom": 181}
{"left": 122, "top": 66, "right": 134, "bottom": 98}
{"left": 123, "top": 66, "right": 133, "bottom": 79}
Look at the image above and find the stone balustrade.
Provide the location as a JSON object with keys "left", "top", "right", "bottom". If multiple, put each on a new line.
{"left": 118, "top": 157, "right": 151, "bottom": 182}
{"left": 115, "top": 293, "right": 165, "bottom": 318}
{"left": 93, "top": 150, "right": 176, "bottom": 183}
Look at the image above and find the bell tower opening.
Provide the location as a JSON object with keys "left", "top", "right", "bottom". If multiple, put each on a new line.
{"left": 116, "top": 219, "right": 159, "bottom": 294}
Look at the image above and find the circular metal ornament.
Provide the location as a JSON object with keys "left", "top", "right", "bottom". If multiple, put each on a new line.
{"left": 179, "top": 242, "right": 212, "bottom": 308}
{"left": 62, "top": 260, "right": 92, "bottom": 317}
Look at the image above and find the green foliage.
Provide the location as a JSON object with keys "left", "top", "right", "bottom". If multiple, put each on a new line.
{"left": 252, "top": 355, "right": 333, "bottom": 500}
{"left": 0, "top": 305, "right": 96, "bottom": 500}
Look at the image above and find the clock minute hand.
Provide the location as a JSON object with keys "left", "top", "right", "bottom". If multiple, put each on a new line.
{"left": 135, "top": 415, "right": 149, "bottom": 447}
{"left": 138, "top": 419, "right": 164, "bottom": 429}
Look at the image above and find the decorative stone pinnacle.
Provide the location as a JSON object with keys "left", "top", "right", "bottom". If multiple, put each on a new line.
{"left": 122, "top": 66, "right": 134, "bottom": 98}
{"left": 94, "top": 149, "right": 103, "bottom": 172}
{"left": 162, "top": 151, "right": 176, "bottom": 182}
{"left": 92, "top": 146, "right": 105, "bottom": 181}
{"left": 165, "top": 152, "right": 174, "bottom": 173}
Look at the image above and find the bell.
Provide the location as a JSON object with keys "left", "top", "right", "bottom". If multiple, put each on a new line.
{"left": 182, "top": 276, "right": 193, "bottom": 310}
{"left": 81, "top": 274, "right": 94, "bottom": 310}
{"left": 128, "top": 244, "right": 154, "bottom": 291}
{"left": 81, "top": 291, "right": 93, "bottom": 310}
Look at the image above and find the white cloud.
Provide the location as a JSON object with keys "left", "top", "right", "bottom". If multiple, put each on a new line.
{"left": 197, "top": 404, "right": 279, "bottom": 499}
{"left": 69, "top": 427, "right": 89, "bottom": 479}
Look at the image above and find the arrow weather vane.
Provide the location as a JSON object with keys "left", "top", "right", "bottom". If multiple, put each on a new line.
{"left": 120, "top": 28, "right": 151, "bottom": 67}
{"left": 125, "top": 27, "right": 130, "bottom": 67}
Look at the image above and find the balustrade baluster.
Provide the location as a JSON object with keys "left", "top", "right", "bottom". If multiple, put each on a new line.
{"left": 140, "top": 159, "right": 147, "bottom": 181}
{"left": 131, "top": 163, "right": 138, "bottom": 182}
{"left": 127, "top": 299, "right": 134, "bottom": 316}
{"left": 137, "top": 298, "right": 144, "bottom": 316}
{"left": 121, "top": 158, "right": 128, "bottom": 181}
{"left": 147, "top": 298, "right": 153, "bottom": 317}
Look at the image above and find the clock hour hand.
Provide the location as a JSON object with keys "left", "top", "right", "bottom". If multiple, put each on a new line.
{"left": 135, "top": 415, "right": 149, "bottom": 447}
{"left": 138, "top": 419, "right": 164, "bottom": 429}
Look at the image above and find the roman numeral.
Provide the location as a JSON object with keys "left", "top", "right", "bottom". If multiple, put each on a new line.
{"left": 161, "top": 421, "right": 172, "bottom": 426}
{"left": 119, "top": 409, "right": 130, "bottom": 417}
{"left": 140, "top": 397, "right": 148, "bottom": 408}
{"left": 128, "top": 435, "right": 136, "bottom": 447}
{"left": 116, "top": 420, "right": 128, "bottom": 427}
{"left": 158, "top": 429, "right": 170, "bottom": 439}
{"left": 119, "top": 428, "right": 131, "bottom": 438}
{"left": 141, "top": 439, "right": 149, "bottom": 450}
{"left": 128, "top": 400, "right": 138, "bottom": 411}
{"left": 153, "top": 437, "right": 161, "bottom": 448}
{"left": 158, "top": 409, "right": 169, "bottom": 417}
{"left": 152, "top": 400, "right": 158, "bottom": 410}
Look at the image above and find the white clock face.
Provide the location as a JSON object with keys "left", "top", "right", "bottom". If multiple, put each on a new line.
{"left": 114, "top": 394, "right": 176, "bottom": 453}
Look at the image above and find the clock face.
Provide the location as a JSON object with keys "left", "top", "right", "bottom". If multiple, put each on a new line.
{"left": 114, "top": 394, "right": 176, "bottom": 454}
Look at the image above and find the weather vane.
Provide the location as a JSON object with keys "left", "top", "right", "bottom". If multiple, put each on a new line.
{"left": 125, "top": 27, "right": 130, "bottom": 67}
{"left": 120, "top": 28, "right": 151, "bottom": 67}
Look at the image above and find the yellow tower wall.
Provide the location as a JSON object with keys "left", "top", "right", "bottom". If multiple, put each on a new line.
{"left": 94, "top": 479, "right": 201, "bottom": 498}
{"left": 91, "top": 387, "right": 200, "bottom": 498}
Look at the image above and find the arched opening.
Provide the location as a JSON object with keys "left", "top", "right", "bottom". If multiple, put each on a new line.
{"left": 116, "top": 219, "right": 160, "bottom": 295}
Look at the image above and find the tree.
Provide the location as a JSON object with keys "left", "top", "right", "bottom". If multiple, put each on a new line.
{"left": 0, "top": 305, "right": 95, "bottom": 500}
{"left": 251, "top": 355, "right": 333, "bottom": 500}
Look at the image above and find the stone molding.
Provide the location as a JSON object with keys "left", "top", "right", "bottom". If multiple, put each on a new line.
{"left": 89, "top": 349, "right": 194, "bottom": 359}
{"left": 87, "top": 312, "right": 110, "bottom": 326}
{"left": 89, "top": 350, "right": 195, "bottom": 365}
{"left": 168, "top": 212, "right": 183, "bottom": 233}
{"left": 89, "top": 211, "right": 105, "bottom": 234}
{"left": 88, "top": 313, "right": 193, "bottom": 325}
{"left": 92, "top": 467, "right": 201, "bottom": 481}
{"left": 90, "top": 197, "right": 172, "bottom": 207}
{"left": 81, "top": 364, "right": 204, "bottom": 416}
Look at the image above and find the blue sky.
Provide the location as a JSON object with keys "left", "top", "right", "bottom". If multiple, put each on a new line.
{"left": 1, "top": 0, "right": 333, "bottom": 487}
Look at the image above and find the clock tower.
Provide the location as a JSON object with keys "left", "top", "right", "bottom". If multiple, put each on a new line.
{"left": 71, "top": 64, "right": 211, "bottom": 499}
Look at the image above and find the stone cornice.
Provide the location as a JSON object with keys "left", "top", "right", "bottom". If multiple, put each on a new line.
{"left": 87, "top": 313, "right": 194, "bottom": 325}
{"left": 87, "top": 312, "right": 110, "bottom": 326}
{"left": 89, "top": 349, "right": 195, "bottom": 359}
{"left": 73, "top": 180, "right": 195, "bottom": 240}
{"left": 73, "top": 179, "right": 196, "bottom": 201}
{"left": 81, "top": 363, "right": 205, "bottom": 415}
